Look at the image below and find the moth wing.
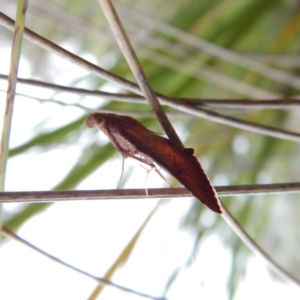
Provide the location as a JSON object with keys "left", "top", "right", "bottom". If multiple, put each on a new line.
{"left": 125, "top": 132, "right": 222, "bottom": 213}
{"left": 149, "top": 143, "right": 221, "bottom": 214}
{"left": 173, "top": 154, "right": 222, "bottom": 213}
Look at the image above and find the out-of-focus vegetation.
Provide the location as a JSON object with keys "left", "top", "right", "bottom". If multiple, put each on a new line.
{"left": 1, "top": 0, "right": 300, "bottom": 298}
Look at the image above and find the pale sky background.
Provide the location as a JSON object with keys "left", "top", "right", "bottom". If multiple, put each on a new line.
{"left": 0, "top": 26, "right": 300, "bottom": 300}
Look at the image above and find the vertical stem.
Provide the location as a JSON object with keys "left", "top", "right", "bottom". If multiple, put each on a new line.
{"left": 0, "top": 0, "right": 28, "bottom": 227}
{"left": 0, "top": 0, "right": 28, "bottom": 188}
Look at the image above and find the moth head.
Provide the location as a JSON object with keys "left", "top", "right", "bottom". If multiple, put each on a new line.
{"left": 85, "top": 113, "right": 105, "bottom": 129}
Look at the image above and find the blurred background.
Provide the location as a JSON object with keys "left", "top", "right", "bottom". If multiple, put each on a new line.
{"left": 0, "top": 0, "right": 300, "bottom": 299}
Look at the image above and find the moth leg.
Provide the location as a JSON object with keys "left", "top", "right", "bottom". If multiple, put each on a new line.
{"left": 128, "top": 154, "right": 154, "bottom": 166}
{"left": 116, "top": 157, "right": 125, "bottom": 189}
{"left": 153, "top": 162, "right": 172, "bottom": 188}
{"left": 140, "top": 162, "right": 172, "bottom": 192}
{"left": 129, "top": 154, "right": 172, "bottom": 187}
{"left": 144, "top": 166, "right": 153, "bottom": 196}
{"left": 140, "top": 164, "right": 156, "bottom": 196}
{"left": 127, "top": 154, "right": 172, "bottom": 192}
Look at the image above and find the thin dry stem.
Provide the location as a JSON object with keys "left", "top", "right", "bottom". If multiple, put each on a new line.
{"left": 99, "top": 0, "right": 183, "bottom": 149}
{"left": 221, "top": 206, "right": 300, "bottom": 287}
{"left": 0, "top": 182, "right": 300, "bottom": 203}
{"left": 2, "top": 74, "right": 300, "bottom": 109}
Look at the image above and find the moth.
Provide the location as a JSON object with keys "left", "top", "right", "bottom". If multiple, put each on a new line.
{"left": 85, "top": 113, "right": 222, "bottom": 214}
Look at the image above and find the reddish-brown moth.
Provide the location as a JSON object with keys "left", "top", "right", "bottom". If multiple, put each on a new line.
{"left": 85, "top": 113, "right": 222, "bottom": 214}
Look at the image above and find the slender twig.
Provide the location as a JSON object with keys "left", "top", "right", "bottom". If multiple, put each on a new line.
{"left": 2, "top": 74, "right": 300, "bottom": 109}
{"left": 170, "top": 104, "right": 300, "bottom": 142}
{"left": 221, "top": 205, "right": 300, "bottom": 287}
{"left": 1, "top": 227, "right": 167, "bottom": 300}
{"left": 0, "top": 2, "right": 28, "bottom": 189}
{"left": 248, "top": 54, "right": 300, "bottom": 68}
{"left": 185, "top": 99, "right": 300, "bottom": 109}
{"left": 0, "top": 91, "right": 181, "bottom": 118}
{"left": 99, "top": 0, "right": 183, "bottom": 149}
{"left": 1, "top": 13, "right": 300, "bottom": 143}
{"left": 0, "top": 182, "right": 299, "bottom": 203}
{"left": 0, "top": 74, "right": 145, "bottom": 102}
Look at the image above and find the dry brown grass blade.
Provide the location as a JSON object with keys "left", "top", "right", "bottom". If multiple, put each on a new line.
{"left": 88, "top": 203, "right": 162, "bottom": 299}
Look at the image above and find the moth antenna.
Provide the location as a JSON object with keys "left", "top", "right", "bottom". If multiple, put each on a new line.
{"left": 116, "top": 157, "right": 125, "bottom": 189}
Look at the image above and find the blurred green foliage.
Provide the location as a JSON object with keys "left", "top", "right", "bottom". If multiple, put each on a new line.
{"left": 1, "top": 0, "right": 300, "bottom": 298}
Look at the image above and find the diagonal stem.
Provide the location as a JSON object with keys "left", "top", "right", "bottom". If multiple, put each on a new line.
{"left": 99, "top": 0, "right": 184, "bottom": 149}
{"left": 1, "top": 227, "right": 166, "bottom": 300}
{"left": 221, "top": 205, "right": 300, "bottom": 287}
{"left": 2, "top": 74, "right": 300, "bottom": 109}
